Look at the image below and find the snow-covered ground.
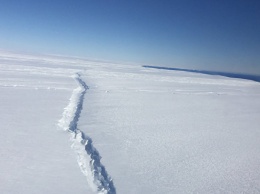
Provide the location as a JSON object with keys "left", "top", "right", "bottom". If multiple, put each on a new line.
{"left": 1, "top": 51, "right": 260, "bottom": 194}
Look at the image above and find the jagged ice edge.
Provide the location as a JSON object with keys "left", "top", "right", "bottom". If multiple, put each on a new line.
{"left": 57, "top": 73, "right": 116, "bottom": 194}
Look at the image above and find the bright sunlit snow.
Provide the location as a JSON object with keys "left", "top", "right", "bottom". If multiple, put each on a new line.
{"left": 1, "top": 51, "right": 260, "bottom": 194}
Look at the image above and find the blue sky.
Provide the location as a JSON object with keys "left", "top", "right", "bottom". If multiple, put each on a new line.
{"left": 0, "top": 0, "right": 260, "bottom": 74}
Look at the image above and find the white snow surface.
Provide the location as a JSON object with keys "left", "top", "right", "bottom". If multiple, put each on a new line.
{"left": 1, "top": 51, "right": 260, "bottom": 194}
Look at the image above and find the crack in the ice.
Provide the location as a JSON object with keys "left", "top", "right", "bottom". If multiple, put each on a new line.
{"left": 58, "top": 73, "right": 116, "bottom": 194}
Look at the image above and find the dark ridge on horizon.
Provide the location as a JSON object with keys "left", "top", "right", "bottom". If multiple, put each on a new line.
{"left": 143, "top": 65, "right": 260, "bottom": 83}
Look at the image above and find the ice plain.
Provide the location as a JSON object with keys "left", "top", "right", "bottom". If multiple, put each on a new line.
{"left": 0, "top": 51, "right": 260, "bottom": 194}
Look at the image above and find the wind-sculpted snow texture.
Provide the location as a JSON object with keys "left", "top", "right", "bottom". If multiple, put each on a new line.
{"left": 58, "top": 73, "right": 116, "bottom": 194}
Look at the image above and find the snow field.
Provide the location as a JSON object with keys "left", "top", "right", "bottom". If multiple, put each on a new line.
{"left": 1, "top": 51, "right": 260, "bottom": 193}
{"left": 79, "top": 64, "right": 260, "bottom": 193}
{"left": 0, "top": 63, "right": 92, "bottom": 193}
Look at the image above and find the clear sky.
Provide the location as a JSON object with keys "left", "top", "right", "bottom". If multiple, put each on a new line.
{"left": 0, "top": 0, "right": 260, "bottom": 74}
